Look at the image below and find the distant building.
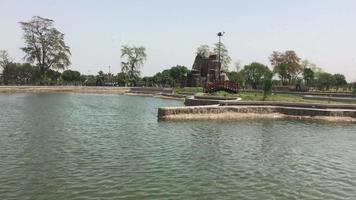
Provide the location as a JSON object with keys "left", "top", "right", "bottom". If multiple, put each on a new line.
{"left": 185, "top": 54, "right": 229, "bottom": 87}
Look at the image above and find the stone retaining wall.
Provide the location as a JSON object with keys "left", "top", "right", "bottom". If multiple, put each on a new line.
{"left": 0, "top": 86, "right": 130, "bottom": 94}
{"left": 184, "top": 98, "right": 221, "bottom": 106}
{"left": 241, "top": 89, "right": 356, "bottom": 97}
{"left": 158, "top": 105, "right": 356, "bottom": 122}
{"left": 194, "top": 95, "right": 238, "bottom": 100}
{"left": 303, "top": 95, "right": 356, "bottom": 103}
{"left": 185, "top": 98, "right": 356, "bottom": 110}
{"left": 0, "top": 86, "right": 173, "bottom": 95}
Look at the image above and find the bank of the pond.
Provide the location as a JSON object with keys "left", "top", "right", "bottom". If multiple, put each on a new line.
{"left": 0, "top": 86, "right": 185, "bottom": 100}
{"left": 0, "top": 86, "right": 130, "bottom": 94}
{"left": 158, "top": 105, "right": 356, "bottom": 122}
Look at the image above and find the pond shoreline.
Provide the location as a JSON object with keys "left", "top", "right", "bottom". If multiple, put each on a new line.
{"left": 0, "top": 86, "right": 185, "bottom": 100}
{"left": 3, "top": 86, "right": 356, "bottom": 122}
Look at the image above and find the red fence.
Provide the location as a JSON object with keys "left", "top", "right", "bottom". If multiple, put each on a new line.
{"left": 203, "top": 81, "right": 239, "bottom": 93}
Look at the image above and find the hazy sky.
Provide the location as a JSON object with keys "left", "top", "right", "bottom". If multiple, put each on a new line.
{"left": 1, "top": 0, "right": 355, "bottom": 80}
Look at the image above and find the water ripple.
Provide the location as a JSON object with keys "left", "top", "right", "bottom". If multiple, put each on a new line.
{"left": 0, "top": 93, "right": 356, "bottom": 199}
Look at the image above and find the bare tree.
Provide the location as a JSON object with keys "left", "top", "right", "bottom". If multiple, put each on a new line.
{"left": 234, "top": 60, "right": 242, "bottom": 72}
{"left": 121, "top": 45, "right": 147, "bottom": 86}
{"left": 0, "top": 50, "right": 13, "bottom": 69}
{"left": 213, "top": 42, "right": 232, "bottom": 71}
{"left": 196, "top": 45, "right": 210, "bottom": 58}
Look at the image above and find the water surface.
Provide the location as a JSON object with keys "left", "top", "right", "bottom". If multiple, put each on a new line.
{"left": 0, "top": 93, "right": 356, "bottom": 199}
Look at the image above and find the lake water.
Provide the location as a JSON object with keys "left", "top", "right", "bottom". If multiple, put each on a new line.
{"left": 1, "top": 93, "right": 356, "bottom": 199}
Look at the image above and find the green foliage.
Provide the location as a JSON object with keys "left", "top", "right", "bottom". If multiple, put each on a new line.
{"left": 227, "top": 71, "right": 245, "bottom": 86}
{"left": 117, "top": 72, "right": 129, "bottom": 86}
{"left": 262, "top": 70, "right": 273, "bottom": 100}
{"left": 333, "top": 74, "right": 347, "bottom": 89}
{"left": 61, "top": 70, "right": 81, "bottom": 83}
{"left": 210, "top": 91, "right": 232, "bottom": 97}
{"left": 352, "top": 83, "right": 356, "bottom": 94}
{"left": 2, "top": 63, "right": 18, "bottom": 85}
{"left": 1, "top": 62, "right": 59, "bottom": 85}
{"left": 270, "top": 50, "right": 302, "bottom": 85}
{"left": 83, "top": 75, "right": 97, "bottom": 86}
{"left": 20, "top": 16, "right": 71, "bottom": 76}
{"left": 169, "top": 65, "right": 189, "bottom": 84}
{"left": 242, "top": 62, "right": 271, "bottom": 89}
{"left": 302, "top": 68, "right": 314, "bottom": 87}
{"left": 46, "top": 69, "right": 61, "bottom": 82}
{"left": 213, "top": 43, "right": 231, "bottom": 71}
{"left": 152, "top": 65, "right": 189, "bottom": 87}
{"left": 174, "top": 87, "right": 203, "bottom": 94}
{"left": 96, "top": 70, "right": 105, "bottom": 86}
{"left": 315, "top": 72, "right": 336, "bottom": 90}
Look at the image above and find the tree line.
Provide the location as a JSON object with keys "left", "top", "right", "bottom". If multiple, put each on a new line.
{"left": 0, "top": 16, "right": 354, "bottom": 93}
{"left": 226, "top": 50, "right": 352, "bottom": 92}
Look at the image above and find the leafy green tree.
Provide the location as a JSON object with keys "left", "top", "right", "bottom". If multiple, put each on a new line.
{"left": 121, "top": 45, "right": 147, "bottom": 86}
{"left": 227, "top": 71, "right": 245, "bottom": 88}
{"left": 2, "top": 63, "right": 18, "bottom": 84}
{"left": 117, "top": 72, "right": 129, "bottom": 86}
{"left": 302, "top": 68, "right": 314, "bottom": 87}
{"left": 20, "top": 16, "right": 71, "bottom": 77}
{"left": 352, "top": 82, "right": 356, "bottom": 94}
{"left": 263, "top": 70, "right": 273, "bottom": 101}
{"left": 242, "top": 62, "right": 271, "bottom": 89}
{"left": 153, "top": 71, "right": 171, "bottom": 87}
{"left": 61, "top": 70, "right": 81, "bottom": 83}
{"left": 213, "top": 42, "right": 231, "bottom": 71}
{"left": 17, "top": 63, "right": 36, "bottom": 84}
{"left": 83, "top": 75, "right": 97, "bottom": 86}
{"left": 333, "top": 73, "right": 347, "bottom": 90}
{"left": 46, "top": 69, "right": 61, "bottom": 83}
{"left": 269, "top": 50, "right": 302, "bottom": 85}
{"left": 142, "top": 76, "right": 155, "bottom": 87}
{"left": 150, "top": 65, "right": 189, "bottom": 87}
{"left": 315, "top": 72, "right": 335, "bottom": 90}
{"left": 96, "top": 70, "right": 105, "bottom": 86}
{"left": 79, "top": 75, "right": 87, "bottom": 83}
{"left": 160, "top": 69, "right": 174, "bottom": 86}
{"left": 168, "top": 65, "right": 189, "bottom": 87}
{"left": 273, "top": 63, "right": 289, "bottom": 85}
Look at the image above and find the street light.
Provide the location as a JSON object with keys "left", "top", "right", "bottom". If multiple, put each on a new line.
{"left": 217, "top": 31, "right": 225, "bottom": 79}
{"left": 108, "top": 65, "right": 111, "bottom": 84}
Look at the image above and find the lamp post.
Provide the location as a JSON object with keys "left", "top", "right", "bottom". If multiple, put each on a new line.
{"left": 217, "top": 32, "right": 225, "bottom": 80}
{"left": 108, "top": 65, "right": 111, "bottom": 84}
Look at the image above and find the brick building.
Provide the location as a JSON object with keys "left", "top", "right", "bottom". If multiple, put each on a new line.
{"left": 185, "top": 54, "right": 228, "bottom": 87}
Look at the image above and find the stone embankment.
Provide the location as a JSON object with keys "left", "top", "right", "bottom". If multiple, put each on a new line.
{"left": 160, "top": 96, "right": 356, "bottom": 122}
{"left": 0, "top": 86, "right": 187, "bottom": 100}
{"left": 184, "top": 95, "right": 242, "bottom": 106}
{"left": 158, "top": 104, "right": 356, "bottom": 122}
{"left": 0, "top": 86, "right": 130, "bottom": 94}
{"left": 303, "top": 95, "right": 356, "bottom": 103}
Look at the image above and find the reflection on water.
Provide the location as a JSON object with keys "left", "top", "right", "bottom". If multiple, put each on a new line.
{"left": 0, "top": 93, "right": 356, "bottom": 199}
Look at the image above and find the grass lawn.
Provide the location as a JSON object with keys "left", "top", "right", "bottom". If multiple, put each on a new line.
{"left": 174, "top": 87, "right": 204, "bottom": 94}
{"left": 233, "top": 91, "right": 356, "bottom": 104}
{"left": 210, "top": 90, "right": 356, "bottom": 104}
{"left": 174, "top": 87, "right": 356, "bottom": 104}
